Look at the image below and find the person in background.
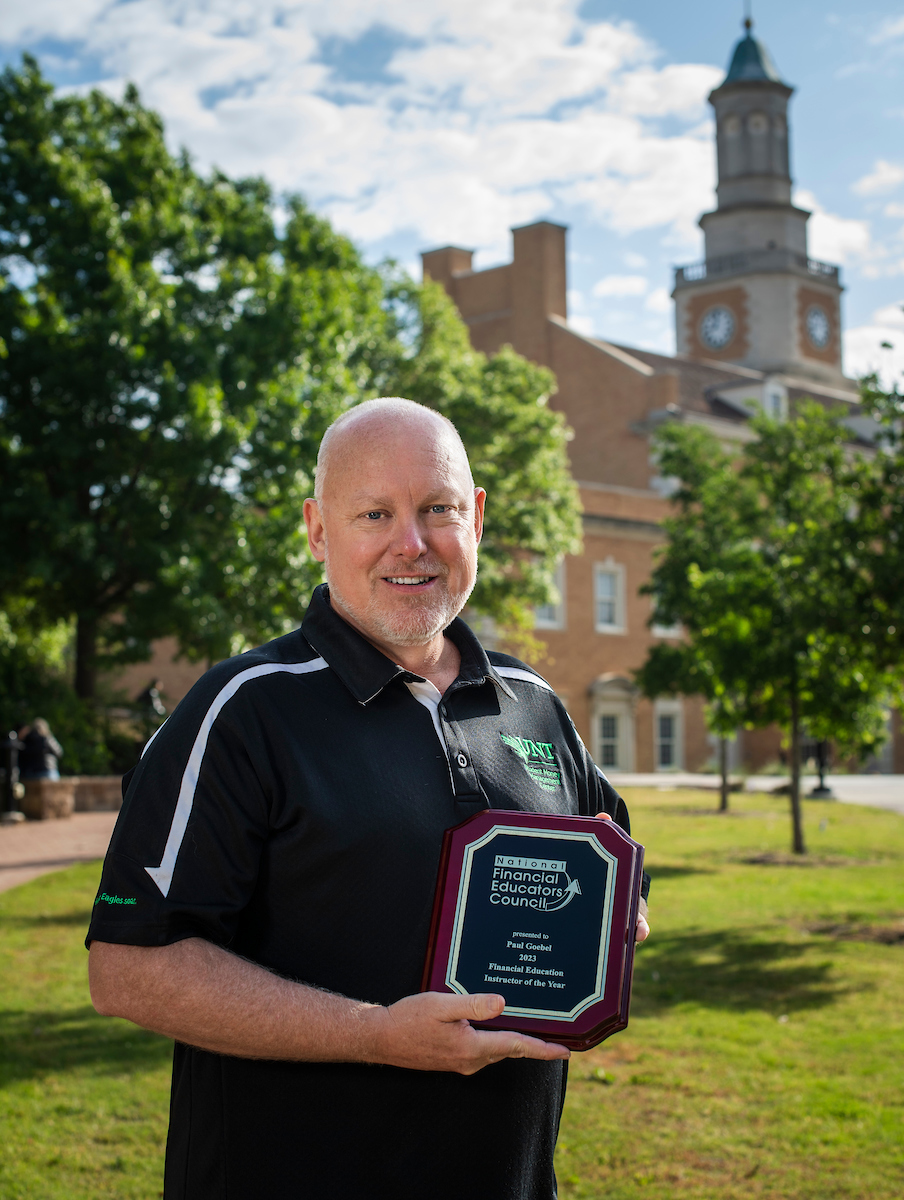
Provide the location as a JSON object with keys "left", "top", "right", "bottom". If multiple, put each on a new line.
{"left": 18, "top": 718, "right": 63, "bottom": 780}
{"left": 136, "top": 679, "right": 167, "bottom": 743}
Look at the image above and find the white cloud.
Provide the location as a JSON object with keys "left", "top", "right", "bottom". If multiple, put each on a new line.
{"left": 644, "top": 286, "right": 671, "bottom": 313}
{"left": 794, "top": 188, "right": 872, "bottom": 266}
{"left": 871, "top": 302, "right": 904, "bottom": 328}
{"left": 592, "top": 273, "right": 647, "bottom": 297}
{"left": 603, "top": 62, "right": 721, "bottom": 118}
{"left": 624, "top": 251, "right": 647, "bottom": 268}
{"left": 870, "top": 15, "right": 904, "bottom": 44}
{"left": 568, "top": 314, "right": 595, "bottom": 337}
{"left": 844, "top": 306, "right": 904, "bottom": 387}
{"left": 884, "top": 202, "right": 904, "bottom": 218}
{"left": 0, "top": 0, "right": 722, "bottom": 259}
{"left": 852, "top": 160, "right": 904, "bottom": 197}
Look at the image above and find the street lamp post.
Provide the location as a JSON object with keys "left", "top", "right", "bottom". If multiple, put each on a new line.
{"left": 1, "top": 730, "right": 26, "bottom": 824}
{"left": 808, "top": 739, "right": 834, "bottom": 799}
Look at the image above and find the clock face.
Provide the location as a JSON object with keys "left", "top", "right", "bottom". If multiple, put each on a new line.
{"left": 806, "top": 305, "right": 831, "bottom": 349}
{"left": 700, "top": 305, "right": 736, "bottom": 350}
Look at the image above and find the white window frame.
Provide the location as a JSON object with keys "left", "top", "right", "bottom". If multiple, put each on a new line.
{"left": 591, "top": 702, "right": 635, "bottom": 773}
{"left": 763, "top": 377, "right": 788, "bottom": 422}
{"left": 594, "top": 559, "right": 626, "bottom": 635}
{"left": 652, "top": 620, "right": 683, "bottom": 639}
{"left": 534, "top": 560, "right": 566, "bottom": 631}
{"left": 653, "top": 698, "right": 683, "bottom": 771}
{"left": 650, "top": 595, "right": 682, "bottom": 640}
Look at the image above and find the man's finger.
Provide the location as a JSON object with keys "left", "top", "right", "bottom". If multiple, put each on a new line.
{"left": 475, "top": 1029, "right": 570, "bottom": 1062}
{"left": 595, "top": 811, "right": 613, "bottom": 820}
{"left": 461, "top": 992, "right": 506, "bottom": 1022}
{"left": 421, "top": 991, "right": 506, "bottom": 1023}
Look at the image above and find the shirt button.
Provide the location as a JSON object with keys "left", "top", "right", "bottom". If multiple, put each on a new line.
{"left": 457, "top": 753, "right": 468, "bottom": 768}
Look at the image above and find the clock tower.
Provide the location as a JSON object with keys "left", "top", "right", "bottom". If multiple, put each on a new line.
{"left": 673, "top": 21, "right": 845, "bottom": 386}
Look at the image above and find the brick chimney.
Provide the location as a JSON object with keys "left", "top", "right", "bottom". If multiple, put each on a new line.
{"left": 511, "top": 221, "right": 567, "bottom": 367}
{"left": 421, "top": 246, "right": 474, "bottom": 299}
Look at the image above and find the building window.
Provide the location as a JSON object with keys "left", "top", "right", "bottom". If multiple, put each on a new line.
{"left": 652, "top": 620, "right": 683, "bottom": 639}
{"left": 590, "top": 676, "right": 637, "bottom": 772}
{"left": 651, "top": 595, "right": 682, "bottom": 639}
{"left": 594, "top": 560, "right": 626, "bottom": 634}
{"left": 535, "top": 560, "right": 566, "bottom": 630}
{"left": 654, "top": 699, "right": 683, "bottom": 771}
{"left": 657, "top": 714, "right": 676, "bottom": 767}
{"left": 599, "top": 714, "right": 620, "bottom": 768}
{"left": 763, "top": 378, "right": 788, "bottom": 421}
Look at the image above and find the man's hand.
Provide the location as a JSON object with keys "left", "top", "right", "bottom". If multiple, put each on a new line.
{"left": 363, "top": 992, "right": 570, "bottom": 1075}
{"left": 595, "top": 811, "right": 650, "bottom": 943}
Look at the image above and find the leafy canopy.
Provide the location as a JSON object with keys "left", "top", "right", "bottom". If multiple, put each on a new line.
{"left": 636, "top": 402, "right": 902, "bottom": 851}
{"left": 0, "top": 57, "right": 580, "bottom": 705}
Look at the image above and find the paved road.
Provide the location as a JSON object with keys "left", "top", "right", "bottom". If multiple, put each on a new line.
{"left": 0, "top": 811, "right": 118, "bottom": 894}
{"left": 614, "top": 773, "right": 904, "bottom": 816}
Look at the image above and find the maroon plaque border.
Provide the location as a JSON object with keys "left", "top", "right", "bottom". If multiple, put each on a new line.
{"left": 421, "top": 809, "right": 644, "bottom": 1051}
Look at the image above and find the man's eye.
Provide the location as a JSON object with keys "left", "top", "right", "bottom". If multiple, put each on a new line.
{"left": 364, "top": 511, "right": 383, "bottom": 520}
{"left": 430, "top": 505, "right": 449, "bottom": 514}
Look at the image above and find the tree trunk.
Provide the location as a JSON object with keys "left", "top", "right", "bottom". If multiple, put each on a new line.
{"left": 789, "top": 689, "right": 806, "bottom": 855}
{"left": 74, "top": 615, "right": 98, "bottom": 700}
{"left": 719, "top": 737, "right": 729, "bottom": 812}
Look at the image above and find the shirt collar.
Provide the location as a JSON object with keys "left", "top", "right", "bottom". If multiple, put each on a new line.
{"left": 300, "top": 583, "right": 515, "bottom": 705}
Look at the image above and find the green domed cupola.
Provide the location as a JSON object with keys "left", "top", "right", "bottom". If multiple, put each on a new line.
{"left": 724, "top": 18, "right": 786, "bottom": 85}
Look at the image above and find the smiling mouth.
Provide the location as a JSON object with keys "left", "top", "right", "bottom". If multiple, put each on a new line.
{"left": 383, "top": 576, "right": 435, "bottom": 586}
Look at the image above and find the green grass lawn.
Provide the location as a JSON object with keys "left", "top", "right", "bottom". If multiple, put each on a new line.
{"left": 0, "top": 863, "right": 171, "bottom": 1199}
{"left": 558, "top": 788, "right": 904, "bottom": 1199}
{"left": 1, "top": 790, "right": 902, "bottom": 1198}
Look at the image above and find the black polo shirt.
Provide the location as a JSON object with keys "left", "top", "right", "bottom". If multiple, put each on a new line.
{"left": 88, "top": 585, "right": 633, "bottom": 1200}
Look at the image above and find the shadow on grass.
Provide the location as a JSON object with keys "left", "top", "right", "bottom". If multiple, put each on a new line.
{"left": 632, "top": 928, "right": 853, "bottom": 1016}
{"left": 3, "top": 910, "right": 93, "bottom": 928}
{"left": 0, "top": 1006, "right": 172, "bottom": 1085}
{"left": 644, "top": 866, "right": 716, "bottom": 880}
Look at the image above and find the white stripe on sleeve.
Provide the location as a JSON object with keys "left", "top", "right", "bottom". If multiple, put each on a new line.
{"left": 494, "top": 666, "right": 554, "bottom": 692}
{"left": 144, "top": 657, "right": 328, "bottom": 897}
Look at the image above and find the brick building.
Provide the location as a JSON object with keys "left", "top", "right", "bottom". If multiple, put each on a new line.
{"left": 422, "top": 23, "right": 902, "bottom": 775}
{"left": 119, "top": 23, "right": 900, "bottom": 773}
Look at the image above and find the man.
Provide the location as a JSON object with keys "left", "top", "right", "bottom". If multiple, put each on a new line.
{"left": 88, "top": 398, "right": 649, "bottom": 1199}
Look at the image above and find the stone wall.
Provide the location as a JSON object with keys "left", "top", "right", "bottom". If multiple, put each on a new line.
{"left": 21, "top": 776, "right": 123, "bottom": 819}
{"left": 73, "top": 776, "right": 124, "bottom": 812}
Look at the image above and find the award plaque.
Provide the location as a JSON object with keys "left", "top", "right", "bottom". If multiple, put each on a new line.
{"left": 422, "top": 809, "right": 644, "bottom": 1051}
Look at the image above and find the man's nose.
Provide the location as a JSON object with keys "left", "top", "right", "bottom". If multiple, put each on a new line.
{"left": 390, "top": 513, "right": 429, "bottom": 558}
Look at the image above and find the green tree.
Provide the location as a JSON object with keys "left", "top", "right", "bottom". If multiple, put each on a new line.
{"left": 850, "top": 375, "right": 904, "bottom": 676}
{"left": 637, "top": 404, "right": 898, "bottom": 854}
{"left": 636, "top": 640, "right": 745, "bottom": 813}
{"left": 0, "top": 57, "right": 581, "bottom": 710}
{"left": 381, "top": 275, "right": 581, "bottom": 635}
{"left": 0, "top": 600, "right": 111, "bottom": 773}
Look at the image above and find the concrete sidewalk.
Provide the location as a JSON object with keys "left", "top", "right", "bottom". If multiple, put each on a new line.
{"left": 0, "top": 811, "right": 118, "bottom": 894}
{"left": 613, "top": 773, "right": 904, "bottom": 816}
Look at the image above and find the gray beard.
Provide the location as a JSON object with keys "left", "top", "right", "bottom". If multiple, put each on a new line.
{"left": 324, "top": 561, "right": 477, "bottom": 649}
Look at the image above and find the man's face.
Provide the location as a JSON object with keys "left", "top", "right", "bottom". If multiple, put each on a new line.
{"left": 303, "top": 418, "right": 485, "bottom": 652}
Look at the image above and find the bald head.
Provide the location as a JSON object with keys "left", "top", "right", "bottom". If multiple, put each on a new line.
{"left": 303, "top": 396, "right": 485, "bottom": 654}
{"left": 314, "top": 398, "right": 473, "bottom": 507}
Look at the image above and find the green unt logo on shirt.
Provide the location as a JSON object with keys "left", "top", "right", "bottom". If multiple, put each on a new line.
{"left": 500, "top": 733, "right": 563, "bottom": 793}
{"left": 94, "top": 892, "right": 137, "bottom": 906}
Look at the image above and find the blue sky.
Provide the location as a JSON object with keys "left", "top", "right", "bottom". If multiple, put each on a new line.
{"left": 3, "top": 0, "right": 904, "bottom": 383}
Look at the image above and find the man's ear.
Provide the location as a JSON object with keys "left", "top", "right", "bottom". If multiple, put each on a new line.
{"left": 473, "top": 488, "right": 486, "bottom": 546}
{"left": 303, "top": 498, "right": 326, "bottom": 563}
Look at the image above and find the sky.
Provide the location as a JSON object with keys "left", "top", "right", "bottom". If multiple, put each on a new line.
{"left": 3, "top": 0, "right": 904, "bottom": 385}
